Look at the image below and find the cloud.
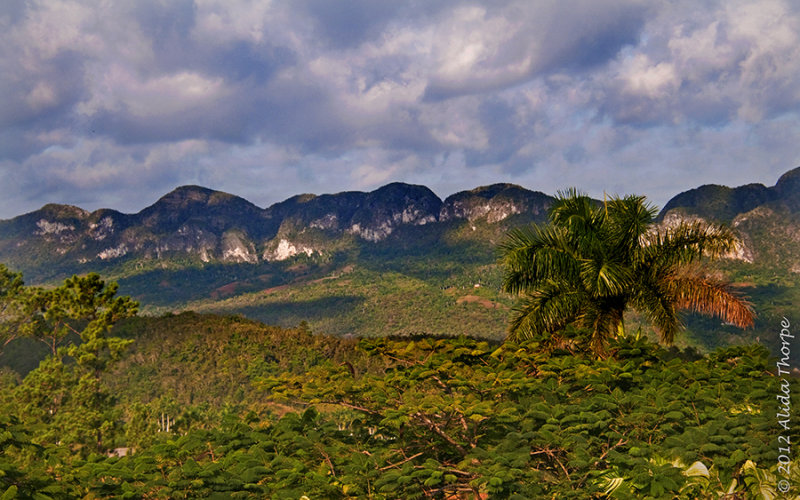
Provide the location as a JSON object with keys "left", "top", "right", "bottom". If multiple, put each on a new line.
{"left": 293, "top": 0, "right": 405, "bottom": 50}
{"left": 596, "top": 0, "right": 800, "bottom": 126}
{"left": 0, "top": 0, "right": 798, "bottom": 218}
{"left": 421, "top": 0, "right": 649, "bottom": 101}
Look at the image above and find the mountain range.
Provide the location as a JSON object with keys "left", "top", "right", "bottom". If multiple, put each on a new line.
{"left": 0, "top": 182, "right": 554, "bottom": 277}
{"left": 1, "top": 167, "right": 799, "bottom": 349}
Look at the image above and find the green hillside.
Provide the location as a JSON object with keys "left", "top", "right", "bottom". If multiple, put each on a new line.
{"left": 3, "top": 172, "right": 800, "bottom": 354}
{"left": 1, "top": 254, "right": 797, "bottom": 498}
{"left": 1, "top": 310, "right": 796, "bottom": 498}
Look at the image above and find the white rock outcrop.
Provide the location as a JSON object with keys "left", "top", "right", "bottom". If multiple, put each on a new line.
{"left": 35, "top": 219, "right": 74, "bottom": 235}
{"left": 264, "top": 239, "right": 316, "bottom": 261}
{"left": 221, "top": 232, "right": 258, "bottom": 264}
{"left": 98, "top": 244, "right": 128, "bottom": 260}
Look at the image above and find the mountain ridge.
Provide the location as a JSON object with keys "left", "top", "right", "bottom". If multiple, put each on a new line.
{"left": 0, "top": 181, "right": 556, "bottom": 275}
{"left": 658, "top": 165, "right": 800, "bottom": 222}
{"left": 9, "top": 166, "right": 797, "bottom": 230}
{"left": 1, "top": 168, "right": 799, "bottom": 348}
{"left": 2, "top": 167, "right": 799, "bottom": 280}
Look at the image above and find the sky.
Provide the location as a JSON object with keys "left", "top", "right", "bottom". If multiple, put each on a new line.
{"left": 1, "top": 0, "right": 799, "bottom": 219}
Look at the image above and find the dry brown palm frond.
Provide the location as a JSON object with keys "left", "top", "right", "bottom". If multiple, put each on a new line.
{"left": 668, "top": 266, "right": 756, "bottom": 330}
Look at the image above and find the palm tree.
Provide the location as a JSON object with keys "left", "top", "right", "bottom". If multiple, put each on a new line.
{"left": 500, "top": 190, "right": 755, "bottom": 354}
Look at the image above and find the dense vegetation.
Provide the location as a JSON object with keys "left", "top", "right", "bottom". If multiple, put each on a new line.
{"left": 0, "top": 188, "right": 797, "bottom": 498}
{"left": 3, "top": 197, "right": 795, "bottom": 355}
{"left": 110, "top": 209, "right": 792, "bottom": 356}
{"left": 0, "top": 269, "right": 797, "bottom": 498}
{"left": 500, "top": 191, "right": 755, "bottom": 354}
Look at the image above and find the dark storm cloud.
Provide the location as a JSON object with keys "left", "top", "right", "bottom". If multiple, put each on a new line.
{"left": 0, "top": 0, "right": 798, "bottom": 218}
{"left": 422, "top": 0, "right": 649, "bottom": 101}
{"left": 0, "top": 0, "right": 26, "bottom": 24}
{"left": 294, "top": 0, "right": 404, "bottom": 49}
{"left": 594, "top": 0, "right": 800, "bottom": 127}
{"left": 462, "top": 97, "right": 527, "bottom": 167}
{"left": 133, "top": 0, "right": 197, "bottom": 46}
{"left": 292, "top": 0, "right": 468, "bottom": 50}
{"left": 209, "top": 41, "right": 295, "bottom": 83}
{"left": 0, "top": 59, "right": 89, "bottom": 165}
{"left": 0, "top": 50, "right": 87, "bottom": 125}
{"left": 130, "top": 0, "right": 295, "bottom": 83}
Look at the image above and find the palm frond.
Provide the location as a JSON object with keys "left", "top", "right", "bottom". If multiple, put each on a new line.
{"left": 668, "top": 269, "right": 756, "bottom": 330}
{"left": 500, "top": 225, "right": 578, "bottom": 294}
{"left": 630, "top": 275, "right": 683, "bottom": 344}
{"left": 606, "top": 195, "right": 657, "bottom": 255}
{"left": 550, "top": 189, "right": 604, "bottom": 235}
{"left": 507, "top": 282, "right": 583, "bottom": 341}
{"left": 642, "top": 221, "right": 738, "bottom": 267}
{"left": 578, "top": 257, "right": 634, "bottom": 298}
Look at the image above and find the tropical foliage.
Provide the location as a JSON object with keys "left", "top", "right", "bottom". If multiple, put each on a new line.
{"left": 0, "top": 264, "right": 32, "bottom": 352}
{"left": 0, "top": 256, "right": 794, "bottom": 499}
{"left": 500, "top": 190, "right": 755, "bottom": 353}
{"left": 1, "top": 315, "right": 796, "bottom": 498}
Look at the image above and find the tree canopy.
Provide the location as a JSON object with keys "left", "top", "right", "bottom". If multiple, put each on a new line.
{"left": 2, "top": 272, "right": 138, "bottom": 457}
{"left": 500, "top": 190, "right": 755, "bottom": 353}
{"left": 0, "top": 262, "right": 791, "bottom": 499}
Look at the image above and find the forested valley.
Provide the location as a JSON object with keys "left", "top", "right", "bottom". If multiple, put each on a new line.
{"left": 1, "top": 191, "right": 799, "bottom": 499}
{"left": 1, "top": 295, "right": 796, "bottom": 498}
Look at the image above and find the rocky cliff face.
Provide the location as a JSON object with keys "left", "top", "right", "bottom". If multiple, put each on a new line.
{"left": 0, "top": 181, "right": 554, "bottom": 274}
{"left": 4, "top": 168, "right": 798, "bottom": 279}
{"left": 657, "top": 166, "right": 800, "bottom": 269}
{"left": 774, "top": 167, "right": 800, "bottom": 211}
{"left": 346, "top": 183, "right": 441, "bottom": 241}
{"left": 440, "top": 184, "right": 552, "bottom": 223}
{"left": 658, "top": 183, "right": 774, "bottom": 223}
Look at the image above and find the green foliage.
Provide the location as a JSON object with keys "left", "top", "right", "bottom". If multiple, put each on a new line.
{"left": 2, "top": 270, "right": 138, "bottom": 458}
{"left": 500, "top": 190, "right": 755, "bottom": 354}
{"left": 1, "top": 306, "right": 796, "bottom": 498}
{"left": 0, "top": 264, "right": 33, "bottom": 356}
{"left": 0, "top": 414, "right": 57, "bottom": 498}
{"left": 23, "top": 273, "right": 138, "bottom": 382}
{"left": 260, "top": 334, "right": 794, "bottom": 498}
{"left": 0, "top": 266, "right": 796, "bottom": 498}
{"left": 107, "top": 312, "right": 362, "bottom": 411}
{"left": 190, "top": 264, "right": 512, "bottom": 340}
